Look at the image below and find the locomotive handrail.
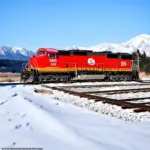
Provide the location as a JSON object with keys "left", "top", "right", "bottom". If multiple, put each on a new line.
{"left": 22, "top": 62, "right": 29, "bottom": 70}
{"left": 22, "top": 62, "right": 26, "bottom": 69}
{"left": 21, "top": 62, "right": 25, "bottom": 69}
{"left": 61, "top": 62, "right": 104, "bottom": 72}
{"left": 97, "top": 63, "right": 104, "bottom": 71}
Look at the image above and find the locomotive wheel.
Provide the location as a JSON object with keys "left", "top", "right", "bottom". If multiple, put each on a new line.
{"left": 20, "top": 70, "right": 30, "bottom": 83}
{"left": 120, "top": 75, "right": 125, "bottom": 81}
{"left": 110, "top": 75, "right": 117, "bottom": 82}
{"left": 104, "top": 73, "right": 111, "bottom": 82}
{"left": 38, "top": 78, "right": 44, "bottom": 83}
{"left": 30, "top": 69, "right": 39, "bottom": 83}
{"left": 125, "top": 75, "right": 131, "bottom": 81}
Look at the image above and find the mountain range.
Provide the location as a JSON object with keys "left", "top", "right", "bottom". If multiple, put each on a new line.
{"left": 0, "top": 46, "right": 35, "bottom": 61}
{"left": 67, "top": 34, "right": 150, "bottom": 55}
{"left": 0, "top": 34, "right": 150, "bottom": 61}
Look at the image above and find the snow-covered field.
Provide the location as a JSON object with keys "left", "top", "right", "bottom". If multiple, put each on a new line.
{"left": 0, "top": 84, "right": 150, "bottom": 150}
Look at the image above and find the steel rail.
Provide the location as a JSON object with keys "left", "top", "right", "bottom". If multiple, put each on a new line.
{"left": 120, "top": 97, "right": 150, "bottom": 101}
{"left": 85, "top": 87, "right": 150, "bottom": 94}
{"left": 57, "top": 83, "right": 150, "bottom": 89}
{"left": 43, "top": 85, "right": 150, "bottom": 113}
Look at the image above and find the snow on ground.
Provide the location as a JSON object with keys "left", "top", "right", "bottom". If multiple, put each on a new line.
{"left": 141, "top": 77, "right": 150, "bottom": 81}
{"left": 0, "top": 85, "right": 150, "bottom": 150}
{"left": 93, "top": 92, "right": 150, "bottom": 100}
{"left": 44, "top": 81, "right": 139, "bottom": 87}
{"left": 62, "top": 85, "right": 150, "bottom": 93}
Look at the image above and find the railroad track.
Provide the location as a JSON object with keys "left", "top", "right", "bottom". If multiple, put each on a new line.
{"left": 43, "top": 85, "right": 150, "bottom": 113}
{"left": 0, "top": 79, "right": 149, "bottom": 86}
{"left": 85, "top": 87, "right": 150, "bottom": 94}
{"left": 59, "top": 83, "right": 150, "bottom": 89}
{"left": 0, "top": 79, "right": 108, "bottom": 86}
{"left": 0, "top": 82, "right": 44, "bottom": 86}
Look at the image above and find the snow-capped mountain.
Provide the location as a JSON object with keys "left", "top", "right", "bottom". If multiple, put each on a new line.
{"left": 66, "top": 34, "right": 150, "bottom": 55}
{"left": 0, "top": 46, "right": 35, "bottom": 61}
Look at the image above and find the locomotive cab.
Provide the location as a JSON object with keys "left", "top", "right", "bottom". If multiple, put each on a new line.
{"left": 36, "top": 48, "right": 58, "bottom": 58}
{"left": 35, "top": 48, "right": 59, "bottom": 67}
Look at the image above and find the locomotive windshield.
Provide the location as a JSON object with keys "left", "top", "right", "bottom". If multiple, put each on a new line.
{"left": 38, "top": 51, "right": 46, "bottom": 55}
{"left": 37, "top": 49, "right": 46, "bottom": 56}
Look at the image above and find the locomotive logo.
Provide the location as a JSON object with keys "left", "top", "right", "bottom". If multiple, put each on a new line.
{"left": 121, "top": 61, "right": 127, "bottom": 66}
{"left": 88, "top": 58, "right": 95, "bottom": 65}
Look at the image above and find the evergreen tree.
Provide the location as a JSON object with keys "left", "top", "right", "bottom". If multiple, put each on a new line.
{"left": 145, "top": 63, "right": 150, "bottom": 74}
{"left": 132, "top": 49, "right": 150, "bottom": 73}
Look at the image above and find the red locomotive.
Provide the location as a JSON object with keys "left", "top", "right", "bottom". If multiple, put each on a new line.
{"left": 21, "top": 48, "right": 139, "bottom": 82}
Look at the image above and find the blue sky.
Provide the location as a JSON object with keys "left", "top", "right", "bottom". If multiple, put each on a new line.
{"left": 0, "top": 0, "right": 150, "bottom": 51}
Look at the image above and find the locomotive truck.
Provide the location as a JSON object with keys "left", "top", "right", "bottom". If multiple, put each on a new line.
{"left": 20, "top": 48, "right": 139, "bottom": 83}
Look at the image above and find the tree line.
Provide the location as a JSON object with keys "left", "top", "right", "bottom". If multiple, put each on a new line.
{"left": 133, "top": 49, "right": 150, "bottom": 74}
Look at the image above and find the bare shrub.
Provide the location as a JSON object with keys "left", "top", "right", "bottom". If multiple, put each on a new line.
{"left": 34, "top": 89, "right": 53, "bottom": 94}
{"left": 0, "top": 73, "right": 20, "bottom": 82}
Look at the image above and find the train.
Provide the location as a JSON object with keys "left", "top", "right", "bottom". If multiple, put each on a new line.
{"left": 20, "top": 48, "right": 139, "bottom": 83}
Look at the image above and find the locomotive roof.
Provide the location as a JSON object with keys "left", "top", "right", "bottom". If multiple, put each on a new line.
{"left": 58, "top": 49, "right": 132, "bottom": 56}
{"left": 37, "top": 48, "right": 132, "bottom": 59}
{"left": 38, "top": 48, "right": 58, "bottom": 53}
{"left": 57, "top": 49, "right": 132, "bottom": 59}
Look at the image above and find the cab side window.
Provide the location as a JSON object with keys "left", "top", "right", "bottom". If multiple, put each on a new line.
{"left": 51, "top": 54, "right": 55, "bottom": 58}
{"left": 48, "top": 53, "right": 51, "bottom": 58}
{"left": 47, "top": 53, "right": 59, "bottom": 58}
{"left": 56, "top": 54, "right": 59, "bottom": 58}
